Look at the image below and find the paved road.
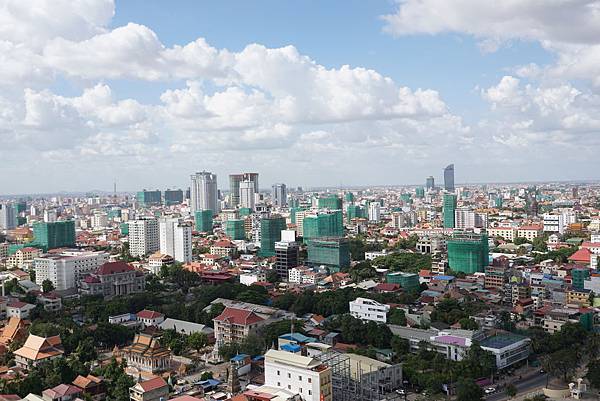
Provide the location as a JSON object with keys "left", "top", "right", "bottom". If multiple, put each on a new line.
{"left": 486, "top": 372, "right": 548, "bottom": 401}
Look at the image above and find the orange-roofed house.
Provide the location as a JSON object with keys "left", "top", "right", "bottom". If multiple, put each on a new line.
{"left": 13, "top": 334, "right": 64, "bottom": 369}
{"left": 0, "top": 317, "right": 30, "bottom": 348}
{"left": 72, "top": 374, "right": 105, "bottom": 401}
{"left": 129, "top": 376, "right": 168, "bottom": 401}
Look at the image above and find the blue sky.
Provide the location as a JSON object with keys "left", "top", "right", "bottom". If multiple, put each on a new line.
{"left": 0, "top": 0, "right": 599, "bottom": 194}
{"left": 109, "top": 0, "right": 553, "bottom": 123}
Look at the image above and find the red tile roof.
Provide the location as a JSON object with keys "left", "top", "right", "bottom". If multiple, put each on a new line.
{"left": 569, "top": 248, "right": 592, "bottom": 263}
{"left": 213, "top": 307, "right": 264, "bottom": 326}
{"left": 138, "top": 376, "right": 167, "bottom": 392}
{"left": 137, "top": 310, "right": 164, "bottom": 319}
{"left": 97, "top": 261, "right": 134, "bottom": 275}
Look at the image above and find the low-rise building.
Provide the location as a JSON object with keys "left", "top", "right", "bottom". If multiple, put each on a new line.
{"left": 79, "top": 261, "right": 145, "bottom": 298}
{"left": 42, "top": 384, "right": 82, "bottom": 401}
{"left": 349, "top": 298, "right": 389, "bottom": 323}
{"left": 136, "top": 310, "right": 165, "bottom": 328}
{"left": 14, "top": 334, "right": 64, "bottom": 369}
{"left": 264, "top": 349, "right": 333, "bottom": 401}
{"left": 121, "top": 333, "right": 171, "bottom": 374}
{"left": 129, "top": 377, "right": 168, "bottom": 401}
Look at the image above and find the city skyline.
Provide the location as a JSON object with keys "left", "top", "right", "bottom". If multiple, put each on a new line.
{"left": 1, "top": 1, "right": 599, "bottom": 194}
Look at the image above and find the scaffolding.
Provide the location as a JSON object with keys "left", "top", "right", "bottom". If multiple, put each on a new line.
{"left": 316, "top": 350, "right": 403, "bottom": 401}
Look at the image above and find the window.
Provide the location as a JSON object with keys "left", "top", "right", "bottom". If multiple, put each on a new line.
{"left": 277, "top": 382, "right": 280, "bottom": 387}
{"left": 298, "top": 375, "right": 302, "bottom": 381}
{"left": 308, "top": 378, "right": 312, "bottom": 383}
{"left": 288, "top": 385, "right": 291, "bottom": 389}
{"left": 288, "top": 373, "right": 291, "bottom": 378}
{"left": 277, "top": 370, "right": 280, "bottom": 376}
{"left": 308, "top": 390, "right": 312, "bottom": 395}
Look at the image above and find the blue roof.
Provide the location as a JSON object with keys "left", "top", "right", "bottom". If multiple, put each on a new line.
{"left": 279, "top": 333, "right": 317, "bottom": 343}
{"left": 281, "top": 343, "right": 302, "bottom": 353}
{"left": 199, "top": 379, "right": 221, "bottom": 388}
{"left": 433, "top": 275, "right": 455, "bottom": 281}
{"left": 230, "top": 353, "right": 249, "bottom": 362}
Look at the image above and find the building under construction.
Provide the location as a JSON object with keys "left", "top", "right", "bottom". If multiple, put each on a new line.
{"left": 316, "top": 350, "right": 403, "bottom": 401}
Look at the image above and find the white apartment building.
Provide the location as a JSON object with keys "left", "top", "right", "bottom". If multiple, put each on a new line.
{"left": 240, "top": 270, "right": 267, "bottom": 286}
{"left": 91, "top": 212, "right": 108, "bottom": 229}
{"left": 159, "top": 218, "right": 192, "bottom": 263}
{"left": 0, "top": 203, "right": 16, "bottom": 230}
{"left": 190, "top": 171, "right": 218, "bottom": 213}
{"left": 34, "top": 250, "right": 109, "bottom": 291}
{"left": 264, "top": 349, "right": 333, "bottom": 401}
{"left": 368, "top": 202, "right": 381, "bottom": 222}
{"left": 454, "top": 208, "right": 487, "bottom": 229}
{"left": 543, "top": 213, "right": 565, "bottom": 234}
{"left": 128, "top": 218, "right": 160, "bottom": 257}
{"left": 240, "top": 180, "right": 256, "bottom": 211}
{"left": 349, "top": 297, "right": 390, "bottom": 323}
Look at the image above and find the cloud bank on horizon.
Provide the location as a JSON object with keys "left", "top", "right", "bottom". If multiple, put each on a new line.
{"left": 0, "top": 0, "right": 599, "bottom": 193}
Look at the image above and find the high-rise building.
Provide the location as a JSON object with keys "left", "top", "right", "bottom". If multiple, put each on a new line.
{"left": 0, "top": 203, "right": 16, "bottom": 230}
{"left": 272, "top": 183, "right": 288, "bottom": 207}
{"left": 317, "top": 195, "right": 342, "bottom": 210}
{"left": 190, "top": 171, "right": 218, "bottom": 214}
{"left": 344, "top": 192, "right": 355, "bottom": 204}
{"left": 259, "top": 216, "right": 286, "bottom": 257}
{"left": 164, "top": 189, "right": 184, "bottom": 205}
{"left": 415, "top": 187, "right": 425, "bottom": 198}
{"left": 128, "top": 218, "right": 159, "bottom": 257}
{"left": 303, "top": 210, "right": 343, "bottom": 243}
{"left": 443, "top": 193, "right": 457, "bottom": 229}
{"left": 346, "top": 205, "right": 365, "bottom": 223}
{"left": 229, "top": 173, "right": 259, "bottom": 207}
{"left": 136, "top": 190, "right": 162, "bottom": 207}
{"left": 444, "top": 164, "right": 455, "bottom": 192}
{"left": 225, "top": 219, "right": 246, "bottom": 240}
{"left": 306, "top": 237, "right": 350, "bottom": 272}
{"left": 368, "top": 202, "right": 381, "bottom": 222}
{"left": 91, "top": 212, "right": 108, "bottom": 229}
{"left": 275, "top": 230, "right": 299, "bottom": 281}
{"left": 33, "top": 221, "right": 76, "bottom": 250}
{"left": 426, "top": 176, "right": 435, "bottom": 190}
{"left": 195, "top": 210, "right": 213, "bottom": 233}
{"left": 447, "top": 232, "right": 489, "bottom": 274}
{"left": 239, "top": 180, "right": 256, "bottom": 211}
{"left": 454, "top": 208, "right": 487, "bottom": 229}
{"left": 159, "top": 218, "right": 192, "bottom": 263}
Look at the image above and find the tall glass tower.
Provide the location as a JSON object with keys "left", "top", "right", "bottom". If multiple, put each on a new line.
{"left": 444, "top": 164, "right": 455, "bottom": 192}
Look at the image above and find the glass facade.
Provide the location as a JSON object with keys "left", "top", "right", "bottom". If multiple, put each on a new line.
{"left": 259, "top": 216, "right": 287, "bottom": 257}
{"left": 136, "top": 190, "right": 162, "bottom": 207}
{"left": 443, "top": 193, "right": 457, "bottom": 228}
{"left": 386, "top": 272, "right": 420, "bottom": 293}
{"left": 195, "top": 210, "right": 213, "bottom": 233}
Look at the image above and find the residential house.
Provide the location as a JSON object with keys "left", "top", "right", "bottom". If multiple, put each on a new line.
{"left": 14, "top": 334, "right": 64, "bottom": 368}
{"left": 129, "top": 377, "right": 168, "bottom": 401}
